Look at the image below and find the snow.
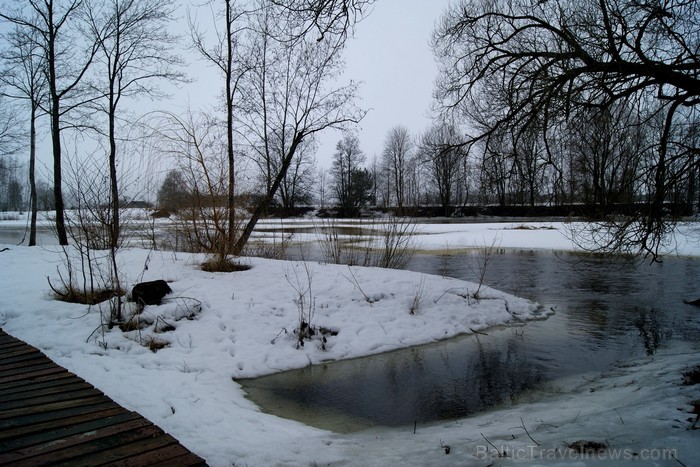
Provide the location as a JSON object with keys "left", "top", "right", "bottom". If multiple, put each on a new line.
{"left": 1, "top": 217, "right": 699, "bottom": 466}
{"left": 254, "top": 217, "right": 700, "bottom": 257}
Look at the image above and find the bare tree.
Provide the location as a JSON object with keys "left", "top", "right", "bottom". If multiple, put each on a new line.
{"left": 569, "top": 103, "right": 644, "bottom": 209}
{"left": 85, "top": 0, "right": 182, "bottom": 249}
{"left": 189, "top": 0, "right": 251, "bottom": 255}
{"left": 381, "top": 125, "right": 413, "bottom": 215}
{"left": 1, "top": 1, "right": 100, "bottom": 245}
{"left": 155, "top": 110, "right": 234, "bottom": 265}
{"left": 72, "top": 0, "right": 184, "bottom": 322}
{"left": 510, "top": 124, "right": 547, "bottom": 207}
{"left": 232, "top": 1, "right": 365, "bottom": 254}
{"left": 330, "top": 133, "right": 370, "bottom": 216}
{"left": 157, "top": 169, "right": 190, "bottom": 212}
{"left": 270, "top": 0, "right": 375, "bottom": 43}
{"left": 0, "top": 154, "right": 25, "bottom": 212}
{"left": 317, "top": 166, "right": 328, "bottom": 208}
{"left": 277, "top": 138, "right": 317, "bottom": 213}
{"left": 0, "top": 25, "right": 47, "bottom": 244}
{"left": 434, "top": 0, "right": 700, "bottom": 260}
{"left": 419, "top": 122, "right": 465, "bottom": 216}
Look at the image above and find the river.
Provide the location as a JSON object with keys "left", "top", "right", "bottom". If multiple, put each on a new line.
{"left": 238, "top": 250, "right": 700, "bottom": 432}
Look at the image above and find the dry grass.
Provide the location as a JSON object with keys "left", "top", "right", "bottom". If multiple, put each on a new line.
{"left": 143, "top": 335, "right": 169, "bottom": 352}
{"left": 50, "top": 282, "right": 123, "bottom": 306}
{"left": 201, "top": 258, "right": 251, "bottom": 273}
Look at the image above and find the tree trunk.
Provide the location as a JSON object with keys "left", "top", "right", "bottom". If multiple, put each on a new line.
{"left": 48, "top": 19, "right": 68, "bottom": 246}
{"left": 52, "top": 104, "right": 68, "bottom": 245}
{"left": 233, "top": 134, "right": 303, "bottom": 255}
{"left": 226, "top": 0, "right": 236, "bottom": 254}
{"left": 29, "top": 105, "right": 38, "bottom": 246}
{"left": 109, "top": 103, "right": 119, "bottom": 250}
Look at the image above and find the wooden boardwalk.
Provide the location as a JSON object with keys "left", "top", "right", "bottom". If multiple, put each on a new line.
{"left": 0, "top": 329, "right": 207, "bottom": 466}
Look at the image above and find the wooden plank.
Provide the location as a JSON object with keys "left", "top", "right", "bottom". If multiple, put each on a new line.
{"left": 59, "top": 434, "right": 181, "bottom": 467}
{"left": 0, "top": 342, "right": 34, "bottom": 356}
{"left": 0, "top": 371, "right": 76, "bottom": 393}
{"left": 0, "top": 387, "right": 104, "bottom": 411}
{"left": 0, "top": 411, "right": 141, "bottom": 453}
{"left": 0, "top": 398, "right": 117, "bottom": 428}
{"left": 118, "top": 443, "right": 208, "bottom": 467}
{"left": 0, "top": 361, "right": 59, "bottom": 379}
{"left": 0, "top": 329, "right": 208, "bottom": 466}
{"left": 0, "top": 365, "right": 69, "bottom": 385}
{"left": 15, "top": 424, "right": 167, "bottom": 466}
{"left": 0, "top": 381, "right": 93, "bottom": 402}
{"left": 0, "top": 332, "right": 17, "bottom": 342}
{"left": 0, "top": 394, "right": 113, "bottom": 420}
{"left": 0, "top": 406, "right": 128, "bottom": 442}
{"left": 0, "top": 334, "right": 31, "bottom": 345}
{"left": 0, "top": 417, "right": 153, "bottom": 464}
{"left": 0, "top": 333, "right": 23, "bottom": 345}
{"left": 0, "top": 347, "right": 40, "bottom": 361}
{"left": 0, "top": 354, "right": 45, "bottom": 370}
{"left": 0, "top": 355, "right": 56, "bottom": 373}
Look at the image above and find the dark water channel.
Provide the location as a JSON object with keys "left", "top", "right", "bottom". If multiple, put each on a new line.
{"left": 238, "top": 250, "right": 700, "bottom": 432}
{"left": 0, "top": 225, "right": 56, "bottom": 246}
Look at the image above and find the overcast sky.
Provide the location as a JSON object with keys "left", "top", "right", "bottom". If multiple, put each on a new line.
{"left": 315, "top": 0, "right": 453, "bottom": 168}
{"left": 180, "top": 0, "right": 453, "bottom": 170}
{"left": 11, "top": 0, "right": 454, "bottom": 193}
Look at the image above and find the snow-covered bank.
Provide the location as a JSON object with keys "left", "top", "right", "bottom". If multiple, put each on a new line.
{"left": 0, "top": 243, "right": 548, "bottom": 465}
{"left": 253, "top": 217, "right": 700, "bottom": 257}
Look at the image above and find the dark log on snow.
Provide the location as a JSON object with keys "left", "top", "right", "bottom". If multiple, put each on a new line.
{"left": 131, "top": 280, "right": 172, "bottom": 306}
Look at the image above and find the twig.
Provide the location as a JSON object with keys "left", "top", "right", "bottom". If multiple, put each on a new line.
{"left": 86, "top": 323, "right": 105, "bottom": 344}
{"left": 614, "top": 408, "right": 624, "bottom": 425}
{"left": 433, "top": 287, "right": 461, "bottom": 304}
{"left": 271, "top": 327, "right": 288, "bottom": 344}
{"left": 571, "top": 409, "right": 581, "bottom": 423}
{"left": 520, "top": 417, "right": 540, "bottom": 446}
{"left": 409, "top": 276, "right": 426, "bottom": 315}
{"left": 343, "top": 266, "right": 373, "bottom": 306}
{"left": 481, "top": 433, "right": 503, "bottom": 456}
{"left": 470, "top": 327, "right": 488, "bottom": 336}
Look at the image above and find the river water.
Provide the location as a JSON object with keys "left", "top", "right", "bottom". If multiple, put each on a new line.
{"left": 0, "top": 225, "right": 56, "bottom": 246}
{"left": 238, "top": 250, "right": 700, "bottom": 433}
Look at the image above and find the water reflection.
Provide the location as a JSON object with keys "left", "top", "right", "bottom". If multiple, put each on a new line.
{"left": 241, "top": 328, "right": 551, "bottom": 431}
{"left": 633, "top": 308, "right": 664, "bottom": 356}
{"left": 240, "top": 251, "right": 700, "bottom": 432}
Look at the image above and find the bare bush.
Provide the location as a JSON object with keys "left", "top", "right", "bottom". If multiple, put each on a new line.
{"left": 468, "top": 237, "right": 501, "bottom": 300}
{"left": 315, "top": 216, "right": 418, "bottom": 269}
{"left": 374, "top": 216, "right": 418, "bottom": 269}
{"left": 49, "top": 156, "right": 131, "bottom": 324}
{"left": 153, "top": 111, "right": 245, "bottom": 270}
{"left": 285, "top": 260, "right": 316, "bottom": 349}
{"left": 409, "top": 276, "right": 427, "bottom": 315}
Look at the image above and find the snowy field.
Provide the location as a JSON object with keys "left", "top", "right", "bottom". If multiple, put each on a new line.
{"left": 1, "top": 216, "right": 700, "bottom": 465}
